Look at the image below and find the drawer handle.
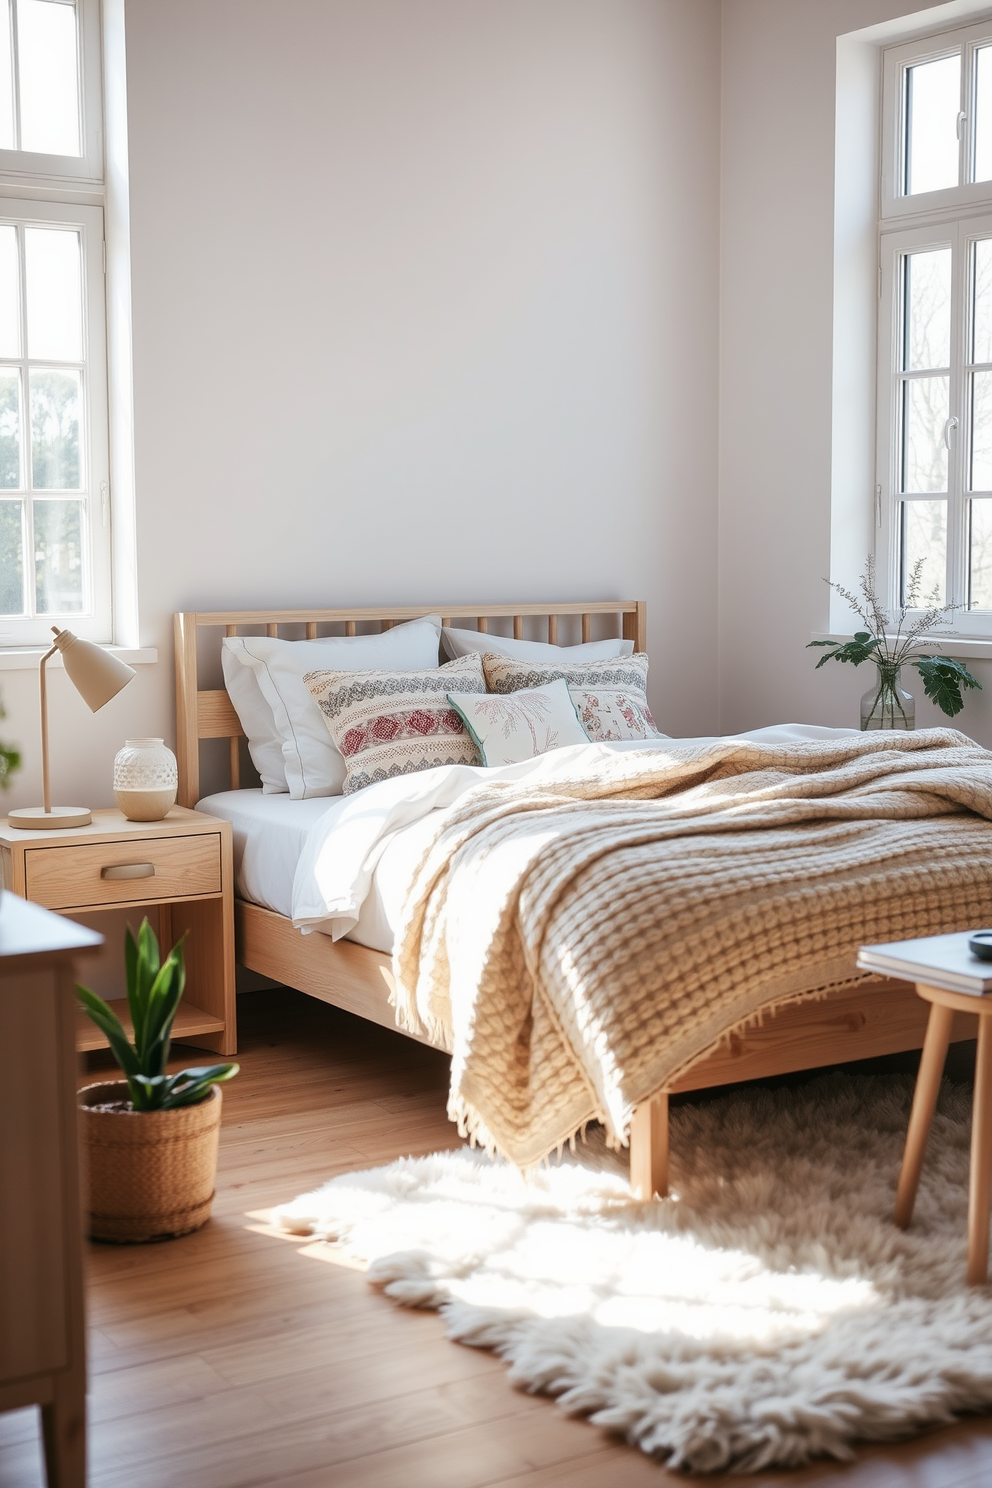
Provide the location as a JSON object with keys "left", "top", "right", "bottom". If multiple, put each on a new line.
{"left": 101, "top": 862, "right": 156, "bottom": 881}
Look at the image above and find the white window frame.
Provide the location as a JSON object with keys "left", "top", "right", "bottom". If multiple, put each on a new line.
{"left": 0, "top": 0, "right": 119, "bottom": 650}
{"left": 0, "top": 197, "right": 110, "bottom": 645}
{"left": 0, "top": 0, "right": 103, "bottom": 183}
{"left": 877, "top": 16, "right": 992, "bottom": 638}
{"left": 882, "top": 18, "right": 992, "bottom": 221}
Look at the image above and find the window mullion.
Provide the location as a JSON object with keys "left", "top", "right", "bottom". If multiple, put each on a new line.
{"left": 946, "top": 224, "right": 967, "bottom": 610}
{"left": 10, "top": 0, "right": 20, "bottom": 155}
{"left": 18, "top": 218, "right": 31, "bottom": 621}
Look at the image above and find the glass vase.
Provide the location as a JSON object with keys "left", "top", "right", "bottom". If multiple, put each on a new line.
{"left": 113, "top": 738, "right": 178, "bottom": 821}
{"left": 860, "top": 664, "right": 915, "bottom": 731}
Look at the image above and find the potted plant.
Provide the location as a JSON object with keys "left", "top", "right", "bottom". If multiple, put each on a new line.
{"left": 808, "top": 557, "right": 982, "bottom": 729}
{"left": 77, "top": 919, "right": 238, "bottom": 1242}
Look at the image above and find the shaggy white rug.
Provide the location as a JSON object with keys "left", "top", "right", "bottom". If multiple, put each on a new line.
{"left": 273, "top": 1072, "right": 992, "bottom": 1473}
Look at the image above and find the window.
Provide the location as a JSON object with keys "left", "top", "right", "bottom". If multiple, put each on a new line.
{"left": 877, "top": 19, "right": 992, "bottom": 636}
{"left": 0, "top": 0, "right": 110, "bottom": 647}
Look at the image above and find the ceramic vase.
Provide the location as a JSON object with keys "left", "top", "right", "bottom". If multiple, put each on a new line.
{"left": 113, "top": 738, "right": 178, "bottom": 821}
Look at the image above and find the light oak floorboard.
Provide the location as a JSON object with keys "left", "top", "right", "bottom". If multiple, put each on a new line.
{"left": 2, "top": 987, "right": 991, "bottom": 1488}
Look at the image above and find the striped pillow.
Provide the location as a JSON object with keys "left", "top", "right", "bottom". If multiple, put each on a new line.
{"left": 304, "top": 654, "right": 484, "bottom": 795}
{"left": 482, "top": 652, "right": 663, "bottom": 742}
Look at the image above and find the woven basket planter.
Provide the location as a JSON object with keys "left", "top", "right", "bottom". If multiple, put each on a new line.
{"left": 79, "top": 1081, "right": 222, "bottom": 1243}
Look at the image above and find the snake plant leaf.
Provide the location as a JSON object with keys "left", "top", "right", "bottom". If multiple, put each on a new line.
{"left": 912, "top": 656, "right": 983, "bottom": 717}
{"left": 137, "top": 915, "right": 160, "bottom": 981}
{"left": 75, "top": 984, "right": 141, "bottom": 1079}
{"left": 124, "top": 922, "right": 144, "bottom": 1059}
{"left": 160, "top": 1063, "right": 240, "bottom": 1109}
{"left": 127, "top": 1073, "right": 169, "bottom": 1111}
{"left": 142, "top": 943, "right": 186, "bottom": 1078}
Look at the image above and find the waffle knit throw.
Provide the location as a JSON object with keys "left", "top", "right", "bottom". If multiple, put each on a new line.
{"left": 392, "top": 729, "right": 992, "bottom": 1166}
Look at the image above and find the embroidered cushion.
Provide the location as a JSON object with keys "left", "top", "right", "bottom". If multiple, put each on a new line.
{"left": 481, "top": 653, "right": 664, "bottom": 742}
{"left": 304, "top": 653, "right": 484, "bottom": 795}
{"left": 446, "top": 678, "right": 589, "bottom": 766}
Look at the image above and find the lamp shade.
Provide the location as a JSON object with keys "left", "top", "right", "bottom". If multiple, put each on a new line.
{"left": 52, "top": 629, "right": 136, "bottom": 711}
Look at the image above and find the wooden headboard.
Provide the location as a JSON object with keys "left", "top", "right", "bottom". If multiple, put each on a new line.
{"left": 174, "top": 600, "right": 647, "bottom": 807}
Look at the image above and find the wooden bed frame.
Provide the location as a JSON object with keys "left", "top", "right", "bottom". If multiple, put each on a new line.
{"left": 174, "top": 600, "right": 977, "bottom": 1197}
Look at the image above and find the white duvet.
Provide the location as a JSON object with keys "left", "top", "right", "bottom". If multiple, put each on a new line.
{"left": 291, "top": 724, "right": 860, "bottom": 942}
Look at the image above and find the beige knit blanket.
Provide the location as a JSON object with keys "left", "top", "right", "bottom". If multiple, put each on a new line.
{"left": 392, "top": 730, "right": 992, "bottom": 1166}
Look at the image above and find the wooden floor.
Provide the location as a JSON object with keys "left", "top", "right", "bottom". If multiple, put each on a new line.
{"left": 4, "top": 990, "right": 992, "bottom": 1488}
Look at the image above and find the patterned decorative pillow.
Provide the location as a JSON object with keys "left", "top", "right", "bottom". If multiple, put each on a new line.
{"left": 482, "top": 653, "right": 664, "bottom": 742}
{"left": 303, "top": 653, "right": 485, "bottom": 795}
{"left": 447, "top": 678, "right": 589, "bottom": 766}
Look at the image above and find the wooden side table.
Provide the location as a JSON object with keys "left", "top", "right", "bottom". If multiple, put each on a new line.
{"left": 895, "top": 981, "right": 992, "bottom": 1285}
{"left": 0, "top": 806, "right": 237, "bottom": 1056}
{"left": 0, "top": 893, "right": 102, "bottom": 1488}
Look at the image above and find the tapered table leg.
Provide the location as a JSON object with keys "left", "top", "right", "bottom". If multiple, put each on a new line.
{"left": 968, "top": 1013, "right": 992, "bottom": 1285}
{"left": 895, "top": 1000, "right": 954, "bottom": 1229}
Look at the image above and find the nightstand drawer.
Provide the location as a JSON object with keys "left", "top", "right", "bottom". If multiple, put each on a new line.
{"left": 24, "top": 832, "right": 222, "bottom": 910}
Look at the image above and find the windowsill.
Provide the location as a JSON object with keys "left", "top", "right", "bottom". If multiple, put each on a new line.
{"left": 810, "top": 633, "right": 992, "bottom": 661}
{"left": 0, "top": 645, "right": 157, "bottom": 671}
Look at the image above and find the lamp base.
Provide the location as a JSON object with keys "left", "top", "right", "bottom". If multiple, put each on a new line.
{"left": 8, "top": 805, "right": 93, "bottom": 830}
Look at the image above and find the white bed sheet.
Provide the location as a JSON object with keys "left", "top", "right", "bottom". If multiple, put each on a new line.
{"left": 196, "top": 788, "right": 440, "bottom": 954}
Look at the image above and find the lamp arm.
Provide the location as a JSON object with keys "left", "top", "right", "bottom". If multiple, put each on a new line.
{"left": 38, "top": 642, "right": 58, "bottom": 817}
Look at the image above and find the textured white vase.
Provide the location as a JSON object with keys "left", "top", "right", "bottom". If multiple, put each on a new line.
{"left": 113, "top": 738, "right": 178, "bottom": 822}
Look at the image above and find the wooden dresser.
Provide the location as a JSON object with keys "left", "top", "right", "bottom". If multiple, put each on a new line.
{"left": 0, "top": 893, "right": 101, "bottom": 1488}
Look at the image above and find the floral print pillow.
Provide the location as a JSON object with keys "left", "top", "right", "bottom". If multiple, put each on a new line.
{"left": 446, "top": 679, "right": 589, "bottom": 766}
{"left": 481, "top": 653, "right": 665, "bottom": 742}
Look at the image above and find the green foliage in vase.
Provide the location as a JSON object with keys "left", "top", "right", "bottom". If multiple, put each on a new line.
{"left": 0, "top": 693, "right": 19, "bottom": 787}
{"left": 76, "top": 919, "right": 238, "bottom": 1111}
{"left": 807, "top": 557, "right": 982, "bottom": 719}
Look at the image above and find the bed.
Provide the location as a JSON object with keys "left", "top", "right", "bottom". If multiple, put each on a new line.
{"left": 176, "top": 600, "right": 985, "bottom": 1194}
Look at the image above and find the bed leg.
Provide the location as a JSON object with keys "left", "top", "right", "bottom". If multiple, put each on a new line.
{"left": 630, "top": 1092, "right": 669, "bottom": 1199}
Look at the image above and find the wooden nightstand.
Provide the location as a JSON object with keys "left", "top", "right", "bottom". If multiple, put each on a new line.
{"left": 0, "top": 806, "right": 236, "bottom": 1056}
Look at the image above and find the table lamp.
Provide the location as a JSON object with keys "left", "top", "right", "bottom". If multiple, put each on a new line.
{"left": 8, "top": 626, "right": 136, "bottom": 829}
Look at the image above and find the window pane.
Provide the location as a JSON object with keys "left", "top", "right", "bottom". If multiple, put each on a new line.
{"left": 971, "top": 499, "right": 992, "bottom": 607}
{"left": 25, "top": 227, "right": 81, "bottom": 361}
{"left": 0, "top": 224, "right": 17, "bottom": 359}
{"left": 974, "top": 239, "right": 992, "bottom": 363}
{"left": 0, "top": 498, "right": 23, "bottom": 613}
{"left": 902, "top": 499, "right": 947, "bottom": 605}
{"left": 973, "top": 370, "right": 992, "bottom": 489}
{"left": 0, "top": 368, "right": 20, "bottom": 489}
{"left": 976, "top": 46, "right": 992, "bottom": 182}
{"left": 30, "top": 368, "right": 79, "bottom": 489}
{"left": 902, "top": 375, "right": 949, "bottom": 491}
{"left": 17, "top": 0, "right": 79, "bottom": 157}
{"left": 0, "top": 0, "right": 14, "bottom": 152}
{"left": 906, "top": 54, "right": 960, "bottom": 195}
{"left": 904, "top": 248, "right": 951, "bottom": 370}
{"left": 34, "top": 496, "right": 81, "bottom": 612}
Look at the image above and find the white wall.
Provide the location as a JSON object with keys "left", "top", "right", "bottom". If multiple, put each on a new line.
{"left": 0, "top": 0, "right": 722, "bottom": 812}
{"left": 719, "top": 0, "right": 992, "bottom": 743}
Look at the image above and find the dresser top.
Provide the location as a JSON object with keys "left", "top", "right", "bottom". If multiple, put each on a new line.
{"left": 0, "top": 892, "right": 102, "bottom": 965}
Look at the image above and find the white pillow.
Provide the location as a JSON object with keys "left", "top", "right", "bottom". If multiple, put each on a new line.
{"left": 441, "top": 626, "right": 634, "bottom": 663}
{"left": 447, "top": 678, "right": 589, "bottom": 766}
{"left": 222, "top": 615, "right": 442, "bottom": 797}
